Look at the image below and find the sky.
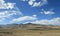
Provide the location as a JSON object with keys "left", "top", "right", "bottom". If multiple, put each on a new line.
{"left": 0, "top": 0, "right": 60, "bottom": 25}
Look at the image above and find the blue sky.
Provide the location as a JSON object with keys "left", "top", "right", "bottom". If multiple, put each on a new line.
{"left": 0, "top": 0, "right": 60, "bottom": 25}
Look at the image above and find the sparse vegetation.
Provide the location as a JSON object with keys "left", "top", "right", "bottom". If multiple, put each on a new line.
{"left": 0, "top": 23, "right": 60, "bottom": 36}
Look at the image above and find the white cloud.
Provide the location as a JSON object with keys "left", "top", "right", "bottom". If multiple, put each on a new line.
{"left": 21, "top": 0, "right": 28, "bottom": 1}
{"left": 31, "top": 17, "right": 60, "bottom": 25}
{"left": 21, "top": 0, "right": 36, "bottom": 1}
{"left": 0, "top": 0, "right": 23, "bottom": 23}
{"left": 21, "top": 0, "right": 47, "bottom": 7}
{"left": 10, "top": 15, "right": 37, "bottom": 23}
{"left": 30, "top": 0, "right": 47, "bottom": 7}
{"left": 32, "top": 0, "right": 48, "bottom": 7}
{"left": 32, "top": 14, "right": 37, "bottom": 17}
{"left": 0, "top": 10, "right": 22, "bottom": 19}
{"left": 28, "top": 0, "right": 34, "bottom": 5}
{"left": 0, "top": 9, "right": 23, "bottom": 24}
{"left": 23, "top": 22, "right": 30, "bottom": 24}
{"left": 28, "top": 0, "right": 36, "bottom": 5}
{"left": 32, "top": 2, "right": 41, "bottom": 7}
{"left": 0, "top": 0, "right": 15, "bottom": 9}
{"left": 40, "top": 9, "right": 55, "bottom": 15}
{"left": 6, "top": 3, "right": 15, "bottom": 9}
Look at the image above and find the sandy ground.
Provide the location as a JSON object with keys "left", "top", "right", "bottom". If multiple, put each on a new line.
{"left": 15, "top": 32, "right": 60, "bottom": 36}
{"left": 0, "top": 29, "right": 60, "bottom": 36}
{"left": 14, "top": 30, "right": 60, "bottom": 36}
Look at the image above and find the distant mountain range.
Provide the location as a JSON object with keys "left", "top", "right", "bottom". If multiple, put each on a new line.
{"left": 0, "top": 23, "right": 60, "bottom": 30}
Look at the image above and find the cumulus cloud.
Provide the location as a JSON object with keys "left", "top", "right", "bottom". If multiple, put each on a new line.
{"left": 0, "top": 10, "right": 22, "bottom": 19}
{"left": 21, "top": 0, "right": 47, "bottom": 7}
{"left": 32, "top": 0, "right": 47, "bottom": 7}
{"left": 32, "top": 14, "right": 37, "bottom": 17}
{"left": 40, "top": 9, "right": 55, "bottom": 15}
{"left": 10, "top": 15, "right": 37, "bottom": 23}
{"left": 0, "top": 0, "right": 15, "bottom": 9}
{"left": 32, "top": 17, "right": 60, "bottom": 25}
{"left": 28, "top": 0, "right": 36, "bottom": 5}
{"left": 0, "top": 0, "right": 23, "bottom": 23}
{"left": 21, "top": 0, "right": 28, "bottom": 1}
{"left": 21, "top": 0, "right": 36, "bottom": 1}
{"left": 32, "top": 2, "right": 41, "bottom": 7}
{"left": 28, "top": 0, "right": 34, "bottom": 5}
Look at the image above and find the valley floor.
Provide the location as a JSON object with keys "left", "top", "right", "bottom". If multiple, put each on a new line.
{"left": 13, "top": 30, "right": 60, "bottom": 36}
{"left": 0, "top": 29, "right": 60, "bottom": 36}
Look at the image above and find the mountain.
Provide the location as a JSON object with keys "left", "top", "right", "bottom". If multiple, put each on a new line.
{"left": 0, "top": 23, "right": 60, "bottom": 30}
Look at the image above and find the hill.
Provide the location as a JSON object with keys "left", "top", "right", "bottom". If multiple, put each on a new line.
{"left": 0, "top": 23, "right": 60, "bottom": 30}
